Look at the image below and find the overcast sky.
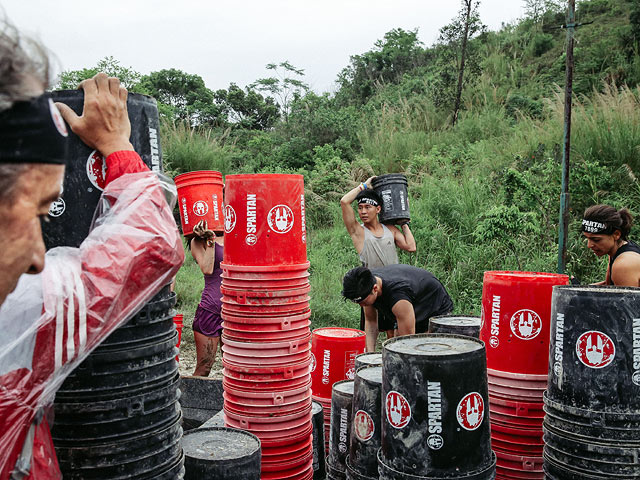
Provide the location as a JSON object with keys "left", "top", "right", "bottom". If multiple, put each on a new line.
{"left": 3, "top": 1, "right": 526, "bottom": 94}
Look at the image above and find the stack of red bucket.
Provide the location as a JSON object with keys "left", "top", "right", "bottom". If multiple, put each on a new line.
{"left": 310, "top": 327, "right": 366, "bottom": 455}
{"left": 221, "top": 174, "right": 314, "bottom": 480}
{"left": 480, "top": 271, "right": 568, "bottom": 480}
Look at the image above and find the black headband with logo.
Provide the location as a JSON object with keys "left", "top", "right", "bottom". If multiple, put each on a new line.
{"left": 581, "top": 219, "right": 615, "bottom": 235}
{"left": 0, "top": 93, "right": 68, "bottom": 165}
{"left": 358, "top": 197, "right": 379, "bottom": 207}
{"left": 342, "top": 275, "right": 376, "bottom": 303}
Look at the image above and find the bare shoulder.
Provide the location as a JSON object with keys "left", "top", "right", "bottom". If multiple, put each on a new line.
{"left": 612, "top": 251, "right": 640, "bottom": 286}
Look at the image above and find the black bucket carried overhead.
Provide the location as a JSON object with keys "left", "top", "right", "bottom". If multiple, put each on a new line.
{"left": 43, "top": 90, "right": 162, "bottom": 250}
{"left": 349, "top": 365, "right": 383, "bottom": 479}
{"left": 379, "top": 333, "right": 494, "bottom": 479}
{"left": 372, "top": 174, "right": 410, "bottom": 224}
{"left": 183, "top": 427, "right": 261, "bottom": 480}
{"left": 428, "top": 315, "right": 481, "bottom": 338}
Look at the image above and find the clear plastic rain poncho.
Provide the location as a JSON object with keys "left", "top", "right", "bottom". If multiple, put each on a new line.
{"left": 0, "top": 168, "right": 184, "bottom": 480}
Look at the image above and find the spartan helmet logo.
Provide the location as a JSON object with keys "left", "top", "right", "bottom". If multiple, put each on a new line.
{"left": 457, "top": 392, "right": 484, "bottom": 431}
{"left": 510, "top": 309, "right": 542, "bottom": 340}
{"left": 267, "top": 204, "right": 294, "bottom": 234}
{"left": 576, "top": 331, "right": 615, "bottom": 368}
{"left": 86, "top": 151, "right": 107, "bottom": 191}
{"left": 354, "top": 410, "right": 375, "bottom": 442}
{"left": 224, "top": 205, "right": 236, "bottom": 233}
{"left": 385, "top": 391, "right": 411, "bottom": 429}
{"left": 193, "top": 200, "right": 208, "bottom": 216}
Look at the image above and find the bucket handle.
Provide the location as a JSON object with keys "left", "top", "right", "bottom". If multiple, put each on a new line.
{"left": 273, "top": 394, "right": 285, "bottom": 405}
{"left": 240, "top": 419, "right": 249, "bottom": 428}
{"left": 281, "top": 319, "right": 291, "bottom": 330}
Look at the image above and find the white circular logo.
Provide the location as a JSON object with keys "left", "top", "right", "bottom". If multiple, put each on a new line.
{"left": 456, "top": 392, "right": 484, "bottom": 431}
{"left": 553, "top": 362, "right": 563, "bottom": 377}
{"left": 510, "top": 309, "right": 542, "bottom": 340}
{"left": 345, "top": 367, "right": 355, "bottom": 380}
{"left": 267, "top": 204, "right": 294, "bottom": 234}
{"left": 489, "top": 336, "right": 499, "bottom": 348}
{"left": 86, "top": 150, "right": 107, "bottom": 191}
{"left": 632, "top": 371, "right": 640, "bottom": 387}
{"left": 193, "top": 200, "right": 209, "bottom": 216}
{"left": 48, "top": 198, "right": 66, "bottom": 217}
{"left": 310, "top": 353, "right": 316, "bottom": 373}
{"left": 224, "top": 205, "right": 236, "bottom": 233}
{"left": 245, "top": 234, "right": 257, "bottom": 246}
{"left": 576, "top": 331, "right": 615, "bottom": 369}
{"left": 386, "top": 391, "right": 411, "bottom": 429}
{"left": 427, "top": 434, "right": 444, "bottom": 450}
{"left": 354, "top": 410, "right": 375, "bottom": 442}
{"left": 48, "top": 98, "right": 68, "bottom": 137}
{"left": 338, "top": 442, "right": 347, "bottom": 454}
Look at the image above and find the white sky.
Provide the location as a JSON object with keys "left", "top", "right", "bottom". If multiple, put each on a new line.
{"left": 2, "top": 1, "right": 526, "bottom": 94}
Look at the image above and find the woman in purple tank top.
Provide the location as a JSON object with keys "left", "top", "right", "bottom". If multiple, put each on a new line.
{"left": 190, "top": 221, "right": 224, "bottom": 376}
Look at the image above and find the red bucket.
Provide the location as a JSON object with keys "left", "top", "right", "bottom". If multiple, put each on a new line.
{"left": 310, "top": 328, "right": 366, "bottom": 399}
{"left": 262, "top": 434, "right": 312, "bottom": 463}
{"left": 480, "top": 271, "right": 569, "bottom": 375}
{"left": 222, "top": 310, "right": 311, "bottom": 331}
{"left": 224, "top": 407, "right": 312, "bottom": 437}
{"left": 223, "top": 174, "right": 307, "bottom": 266}
{"left": 173, "top": 314, "right": 183, "bottom": 362}
{"left": 489, "top": 396, "right": 544, "bottom": 419}
{"left": 222, "top": 321, "right": 311, "bottom": 342}
{"left": 223, "top": 357, "right": 310, "bottom": 381}
{"left": 174, "top": 170, "right": 224, "bottom": 235}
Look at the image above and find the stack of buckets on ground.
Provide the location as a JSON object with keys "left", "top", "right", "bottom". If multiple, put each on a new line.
{"left": 480, "top": 271, "right": 569, "bottom": 480}
{"left": 543, "top": 285, "right": 640, "bottom": 479}
{"left": 311, "top": 328, "right": 366, "bottom": 474}
{"left": 220, "top": 174, "right": 314, "bottom": 480}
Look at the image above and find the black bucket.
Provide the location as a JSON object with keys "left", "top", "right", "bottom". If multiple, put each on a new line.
{"left": 372, "top": 174, "right": 410, "bottom": 224}
{"left": 381, "top": 334, "right": 492, "bottom": 477}
{"left": 378, "top": 449, "right": 497, "bottom": 480}
{"left": 428, "top": 315, "right": 481, "bottom": 338}
{"left": 328, "top": 380, "right": 355, "bottom": 476}
{"left": 346, "top": 454, "right": 377, "bottom": 480}
{"left": 354, "top": 352, "right": 382, "bottom": 370}
{"left": 56, "top": 414, "right": 183, "bottom": 479}
{"left": 44, "top": 90, "right": 162, "bottom": 249}
{"left": 312, "top": 400, "right": 327, "bottom": 480}
{"left": 183, "top": 427, "right": 261, "bottom": 480}
{"left": 350, "top": 365, "right": 382, "bottom": 477}
{"left": 547, "top": 285, "right": 640, "bottom": 413}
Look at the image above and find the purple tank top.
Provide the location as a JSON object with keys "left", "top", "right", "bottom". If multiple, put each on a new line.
{"left": 199, "top": 242, "right": 223, "bottom": 314}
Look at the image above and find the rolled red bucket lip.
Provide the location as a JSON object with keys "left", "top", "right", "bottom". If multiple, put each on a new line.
{"left": 222, "top": 322, "right": 311, "bottom": 342}
{"left": 489, "top": 395, "right": 544, "bottom": 418}
{"left": 490, "top": 410, "right": 543, "bottom": 427}
{"left": 223, "top": 357, "right": 310, "bottom": 378}
{"left": 261, "top": 458, "right": 313, "bottom": 480}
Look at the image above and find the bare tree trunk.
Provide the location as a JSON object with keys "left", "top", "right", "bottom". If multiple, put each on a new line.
{"left": 452, "top": 0, "right": 473, "bottom": 126}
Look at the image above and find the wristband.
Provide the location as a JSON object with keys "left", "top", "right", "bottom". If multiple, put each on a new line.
{"left": 361, "top": 182, "right": 368, "bottom": 190}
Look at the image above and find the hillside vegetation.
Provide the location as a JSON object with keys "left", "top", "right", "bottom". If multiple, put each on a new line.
{"left": 145, "top": 0, "right": 640, "bottom": 328}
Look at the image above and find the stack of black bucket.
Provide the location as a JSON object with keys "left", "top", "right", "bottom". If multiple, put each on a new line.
{"left": 327, "top": 380, "right": 355, "bottom": 479}
{"left": 44, "top": 91, "right": 184, "bottom": 479}
{"left": 378, "top": 334, "right": 496, "bottom": 480}
{"left": 52, "top": 286, "right": 184, "bottom": 479}
{"left": 544, "top": 285, "right": 640, "bottom": 479}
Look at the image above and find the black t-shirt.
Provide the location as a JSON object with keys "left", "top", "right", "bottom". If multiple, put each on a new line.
{"left": 370, "top": 264, "right": 454, "bottom": 333}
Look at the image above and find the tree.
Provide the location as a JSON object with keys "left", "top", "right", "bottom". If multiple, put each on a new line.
{"left": 214, "top": 83, "right": 279, "bottom": 130}
{"left": 435, "top": 1, "right": 486, "bottom": 123}
{"left": 337, "top": 28, "right": 428, "bottom": 105}
{"left": 55, "top": 56, "right": 141, "bottom": 90}
{"left": 138, "top": 69, "right": 223, "bottom": 126}
{"left": 251, "top": 61, "right": 309, "bottom": 119}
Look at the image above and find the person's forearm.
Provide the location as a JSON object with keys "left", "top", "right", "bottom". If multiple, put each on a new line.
{"left": 401, "top": 224, "right": 416, "bottom": 252}
{"left": 340, "top": 177, "right": 374, "bottom": 205}
{"left": 364, "top": 316, "right": 379, "bottom": 352}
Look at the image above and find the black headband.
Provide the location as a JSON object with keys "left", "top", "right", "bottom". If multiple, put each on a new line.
{"left": 358, "top": 197, "right": 379, "bottom": 207}
{"left": 581, "top": 219, "right": 615, "bottom": 235}
{"left": 0, "top": 93, "right": 68, "bottom": 165}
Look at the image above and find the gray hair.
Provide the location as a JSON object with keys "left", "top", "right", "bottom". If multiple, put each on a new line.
{"left": 0, "top": 18, "right": 51, "bottom": 112}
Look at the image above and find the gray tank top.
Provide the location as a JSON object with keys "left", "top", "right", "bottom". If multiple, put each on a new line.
{"left": 359, "top": 224, "right": 399, "bottom": 268}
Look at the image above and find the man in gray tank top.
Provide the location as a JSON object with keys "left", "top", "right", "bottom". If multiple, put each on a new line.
{"left": 340, "top": 177, "right": 416, "bottom": 337}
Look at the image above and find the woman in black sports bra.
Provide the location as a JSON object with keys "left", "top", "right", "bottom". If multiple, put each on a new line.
{"left": 582, "top": 204, "right": 640, "bottom": 286}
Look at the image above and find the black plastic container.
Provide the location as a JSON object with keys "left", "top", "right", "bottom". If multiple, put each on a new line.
{"left": 547, "top": 285, "right": 640, "bottom": 413}
{"left": 381, "top": 334, "right": 492, "bottom": 477}
{"left": 372, "top": 174, "right": 410, "bottom": 224}
{"left": 350, "top": 365, "right": 382, "bottom": 477}
{"left": 354, "top": 352, "right": 382, "bottom": 370}
{"left": 44, "top": 90, "right": 162, "bottom": 250}
{"left": 328, "top": 380, "right": 355, "bottom": 475}
{"left": 346, "top": 454, "right": 377, "bottom": 480}
{"left": 428, "top": 315, "right": 481, "bottom": 338}
{"left": 312, "top": 400, "right": 327, "bottom": 480}
{"left": 378, "top": 449, "right": 497, "bottom": 480}
{"left": 183, "top": 427, "right": 261, "bottom": 480}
